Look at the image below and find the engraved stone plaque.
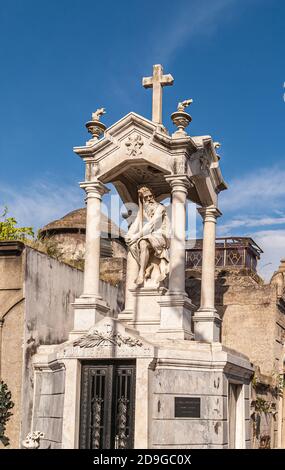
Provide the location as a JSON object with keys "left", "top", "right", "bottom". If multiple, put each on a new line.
{"left": 174, "top": 397, "right": 201, "bottom": 418}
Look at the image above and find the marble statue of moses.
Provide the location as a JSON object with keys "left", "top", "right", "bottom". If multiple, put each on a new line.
{"left": 125, "top": 186, "right": 170, "bottom": 287}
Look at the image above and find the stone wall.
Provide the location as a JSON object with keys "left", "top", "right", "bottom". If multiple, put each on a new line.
{"left": 186, "top": 269, "right": 285, "bottom": 377}
{"left": 1, "top": 301, "right": 24, "bottom": 448}
{"left": 151, "top": 367, "right": 251, "bottom": 449}
{"left": 21, "top": 247, "right": 84, "bottom": 443}
{"left": 100, "top": 257, "right": 126, "bottom": 287}
{"left": 33, "top": 365, "right": 65, "bottom": 449}
{"left": 0, "top": 243, "right": 25, "bottom": 449}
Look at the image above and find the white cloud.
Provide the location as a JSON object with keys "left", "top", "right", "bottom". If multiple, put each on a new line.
{"left": 253, "top": 230, "right": 285, "bottom": 281}
{"left": 218, "top": 166, "right": 285, "bottom": 281}
{"left": 220, "top": 167, "right": 285, "bottom": 212}
{"left": 218, "top": 215, "right": 285, "bottom": 236}
{"left": 151, "top": 0, "right": 239, "bottom": 64}
{"left": 0, "top": 180, "right": 83, "bottom": 231}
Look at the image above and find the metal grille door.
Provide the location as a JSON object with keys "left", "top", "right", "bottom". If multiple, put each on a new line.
{"left": 79, "top": 361, "right": 136, "bottom": 449}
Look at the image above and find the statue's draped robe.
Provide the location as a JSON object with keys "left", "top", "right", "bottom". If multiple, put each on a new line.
{"left": 126, "top": 203, "right": 170, "bottom": 282}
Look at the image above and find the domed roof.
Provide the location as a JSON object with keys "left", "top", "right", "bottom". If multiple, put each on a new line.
{"left": 40, "top": 208, "right": 123, "bottom": 238}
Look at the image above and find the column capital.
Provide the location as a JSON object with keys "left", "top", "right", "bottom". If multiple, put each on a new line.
{"left": 198, "top": 205, "right": 222, "bottom": 222}
{"left": 165, "top": 174, "right": 191, "bottom": 193}
{"left": 80, "top": 180, "right": 109, "bottom": 199}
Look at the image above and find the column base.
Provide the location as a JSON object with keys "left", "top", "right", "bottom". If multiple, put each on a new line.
{"left": 193, "top": 308, "right": 221, "bottom": 342}
{"left": 72, "top": 295, "right": 110, "bottom": 332}
{"left": 157, "top": 292, "right": 194, "bottom": 340}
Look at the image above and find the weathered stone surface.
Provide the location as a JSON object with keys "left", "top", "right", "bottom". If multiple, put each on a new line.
{"left": 152, "top": 419, "right": 226, "bottom": 447}
{"left": 0, "top": 302, "right": 24, "bottom": 449}
{"left": 33, "top": 417, "right": 63, "bottom": 443}
{"left": 152, "top": 369, "right": 225, "bottom": 396}
{"left": 186, "top": 269, "right": 285, "bottom": 377}
{"left": 37, "top": 394, "right": 65, "bottom": 418}
{"left": 100, "top": 257, "right": 126, "bottom": 286}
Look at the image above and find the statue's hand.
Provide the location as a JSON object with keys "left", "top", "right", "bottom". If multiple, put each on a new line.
{"left": 124, "top": 234, "right": 133, "bottom": 245}
{"left": 125, "top": 232, "right": 140, "bottom": 245}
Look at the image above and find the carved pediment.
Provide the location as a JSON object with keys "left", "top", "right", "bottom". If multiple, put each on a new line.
{"left": 62, "top": 317, "right": 154, "bottom": 359}
{"left": 74, "top": 112, "right": 227, "bottom": 206}
{"left": 73, "top": 327, "right": 143, "bottom": 349}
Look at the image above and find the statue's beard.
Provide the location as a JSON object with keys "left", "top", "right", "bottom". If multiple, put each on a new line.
{"left": 144, "top": 200, "right": 156, "bottom": 218}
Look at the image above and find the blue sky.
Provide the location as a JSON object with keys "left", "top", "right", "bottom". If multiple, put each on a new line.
{"left": 0, "top": 0, "right": 284, "bottom": 279}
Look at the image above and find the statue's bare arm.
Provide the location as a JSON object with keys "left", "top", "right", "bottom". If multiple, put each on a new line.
{"left": 141, "top": 206, "right": 165, "bottom": 237}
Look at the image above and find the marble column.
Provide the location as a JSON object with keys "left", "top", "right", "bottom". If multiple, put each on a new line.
{"left": 81, "top": 181, "right": 107, "bottom": 298}
{"left": 72, "top": 180, "right": 110, "bottom": 333}
{"left": 193, "top": 205, "right": 222, "bottom": 342}
{"left": 158, "top": 175, "right": 194, "bottom": 339}
{"left": 168, "top": 176, "right": 189, "bottom": 293}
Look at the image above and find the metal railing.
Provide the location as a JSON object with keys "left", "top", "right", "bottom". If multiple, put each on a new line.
{"left": 185, "top": 237, "right": 263, "bottom": 273}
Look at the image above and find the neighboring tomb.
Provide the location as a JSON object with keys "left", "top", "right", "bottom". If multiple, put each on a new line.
{"left": 39, "top": 208, "right": 127, "bottom": 285}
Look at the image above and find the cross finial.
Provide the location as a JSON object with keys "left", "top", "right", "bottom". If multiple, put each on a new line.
{"left": 142, "top": 64, "right": 174, "bottom": 125}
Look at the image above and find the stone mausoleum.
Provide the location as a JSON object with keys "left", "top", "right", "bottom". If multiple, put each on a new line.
{"left": 25, "top": 65, "right": 254, "bottom": 449}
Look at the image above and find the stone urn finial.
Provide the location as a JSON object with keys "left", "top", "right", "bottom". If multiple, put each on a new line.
{"left": 214, "top": 141, "right": 221, "bottom": 149}
{"left": 213, "top": 142, "right": 221, "bottom": 160}
{"left": 86, "top": 108, "right": 107, "bottom": 145}
{"left": 171, "top": 99, "right": 193, "bottom": 137}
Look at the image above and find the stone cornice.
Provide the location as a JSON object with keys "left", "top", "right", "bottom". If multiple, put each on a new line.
{"left": 0, "top": 241, "right": 25, "bottom": 257}
{"left": 153, "top": 130, "right": 197, "bottom": 153}
{"left": 74, "top": 112, "right": 157, "bottom": 158}
{"left": 74, "top": 112, "right": 199, "bottom": 160}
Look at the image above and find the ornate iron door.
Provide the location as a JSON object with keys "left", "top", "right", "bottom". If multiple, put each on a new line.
{"left": 79, "top": 361, "right": 136, "bottom": 449}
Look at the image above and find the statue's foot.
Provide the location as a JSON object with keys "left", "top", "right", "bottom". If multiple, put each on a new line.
{"left": 135, "top": 274, "right": 144, "bottom": 286}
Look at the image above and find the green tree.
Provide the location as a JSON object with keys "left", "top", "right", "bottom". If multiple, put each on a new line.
{"left": 0, "top": 206, "right": 34, "bottom": 241}
{"left": 0, "top": 380, "right": 14, "bottom": 446}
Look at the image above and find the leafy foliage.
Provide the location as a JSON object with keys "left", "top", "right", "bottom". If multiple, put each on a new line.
{"left": 252, "top": 397, "right": 276, "bottom": 415}
{"left": 0, "top": 380, "right": 14, "bottom": 446}
{"left": 0, "top": 206, "right": 34, "bottom": 241}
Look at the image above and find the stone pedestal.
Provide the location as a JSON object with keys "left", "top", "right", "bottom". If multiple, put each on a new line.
{"left": 126, "top": 287, "right": 167, "bottom": 335}
{"left": 72, "top": 296, "right": 110, "bottom": 334}
{"left": 158, "top": 293, "right": 194, "bottom": 340}
{"left": 193, "top": 309, "right": 221, "bottom": 342}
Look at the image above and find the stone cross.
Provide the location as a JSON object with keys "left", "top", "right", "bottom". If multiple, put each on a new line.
{"left": 142, "top": 64, "right": 174, "bottom": 124}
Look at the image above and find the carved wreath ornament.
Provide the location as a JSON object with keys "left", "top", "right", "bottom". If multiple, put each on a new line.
{"left": 73, "top": 328, "right": 143, "bottom": 348}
